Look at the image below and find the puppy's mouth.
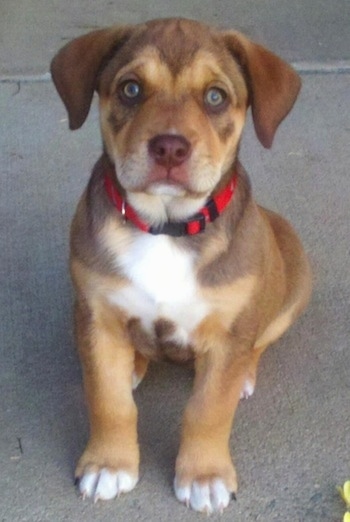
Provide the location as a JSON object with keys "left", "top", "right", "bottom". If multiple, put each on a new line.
{"left": 145, "top": 165, "right": 190, "bottom": 196}
{"left": 115, "top": 134, "right": 213, "bottom": 198}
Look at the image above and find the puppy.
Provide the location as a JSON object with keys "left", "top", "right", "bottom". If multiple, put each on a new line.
{"left": 51, "top": 18, "right": 312, "bottom": 514}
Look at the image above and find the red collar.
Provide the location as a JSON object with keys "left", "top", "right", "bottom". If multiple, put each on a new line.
{"left": 104, "top": 172, "right": 237, "bottom": 237}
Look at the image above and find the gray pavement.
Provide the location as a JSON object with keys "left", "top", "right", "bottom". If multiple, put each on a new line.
{"left": 1, "top": 1, "right": 350, "bottom": 521}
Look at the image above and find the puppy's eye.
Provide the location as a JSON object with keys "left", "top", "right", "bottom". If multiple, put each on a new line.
{"left": 118, "top": 80, "right": 142, "bottom": 105}
{"left": 123, "top": 81, "right": 141, "bottom": 98}
{"left": 205, "top": 87, "right": 227, "bottom": 110}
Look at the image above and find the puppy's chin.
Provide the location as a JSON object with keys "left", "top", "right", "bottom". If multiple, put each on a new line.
{"left": 146, "top": 182, "right": 187, "bottom": 197}
{"left": 126, "top": 185, "right": 209, "bottom": 225}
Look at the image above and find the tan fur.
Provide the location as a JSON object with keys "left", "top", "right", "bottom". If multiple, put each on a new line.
{"left": 51, "top": 18, "right": 311, "bottom": 511}
{"left": 197, "top": 276, "right": 258, "bottom": 342}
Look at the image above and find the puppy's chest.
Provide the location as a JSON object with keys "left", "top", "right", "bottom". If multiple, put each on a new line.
{"left": 108, "top": 235, "right": 209, "bottom": 352}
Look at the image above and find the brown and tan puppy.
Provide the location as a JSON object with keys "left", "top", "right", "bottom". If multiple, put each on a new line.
{"left": 51, "top": 18, "right": 311, "bottom": 514}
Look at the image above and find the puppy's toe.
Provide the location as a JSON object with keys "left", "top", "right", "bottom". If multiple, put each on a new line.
{"left": 174, "top": 477, "right": 234, "bottom": 514}
{"left": 78, "top": 467, "right": 138, "bottom": 502}
{"left": 132, "top": 353, "right": 149, "bottom": 390}
{"left": 132, "top": 371, "right": 144, "bottom": 390}
{"left": 240, "top": 378, "right": 255, "bottom": 399}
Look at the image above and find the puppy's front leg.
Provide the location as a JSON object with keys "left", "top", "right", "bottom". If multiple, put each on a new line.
{"left": 174, "top": 322, "right": 250, "bottom": 514}
{"left": 74, "top": 300, "right": 139, "bottom": 501}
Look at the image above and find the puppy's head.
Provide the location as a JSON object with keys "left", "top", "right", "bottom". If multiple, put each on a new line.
{"left": 51, "top": 18, "right": 300, "bottom": 221}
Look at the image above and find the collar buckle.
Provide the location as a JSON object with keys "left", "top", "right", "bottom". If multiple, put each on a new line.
{"left": 150, "top": 221, "right": 187, "bottom": 237}
{"left": 121, "top": 199, "right": 126, "bottom": 223}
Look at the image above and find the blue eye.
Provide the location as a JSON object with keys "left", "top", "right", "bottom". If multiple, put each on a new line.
{"left": 122, "top": 81, "right": 141, "bottom": 98}
{"left": 205, "top": 87, "right": 227, "bottom": 108}
{"left": 118, "top": 80, "right": 142, "bottom": 105}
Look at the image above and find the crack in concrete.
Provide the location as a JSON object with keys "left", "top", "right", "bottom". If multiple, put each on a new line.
{"left": 0, "top": 61, "right": 350, "bottom": 84}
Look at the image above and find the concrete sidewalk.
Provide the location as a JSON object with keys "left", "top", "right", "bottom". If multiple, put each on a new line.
{"left": 1, "top": 2, "right": 350, "bottom": 521}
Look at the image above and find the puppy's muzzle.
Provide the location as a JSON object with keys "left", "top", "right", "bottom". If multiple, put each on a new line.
{"left": 148, "top": 134, "right": 192, "bottom": 169}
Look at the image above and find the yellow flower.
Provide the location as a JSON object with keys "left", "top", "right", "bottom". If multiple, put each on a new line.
{"left": 343, "top": 511, "right": 350, "bottom": 522}
{"left": 338, "top": 481, "right": 350, "bottom": 509}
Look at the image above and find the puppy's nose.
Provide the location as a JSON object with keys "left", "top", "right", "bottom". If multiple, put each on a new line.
{"left": 148, "top": 134, "right": 191, "bottom": 168}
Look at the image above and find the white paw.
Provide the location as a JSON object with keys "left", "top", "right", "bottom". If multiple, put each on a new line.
{"left": 174, "top": 476, "right": 235, "bottom": 514}
{"left": 78, "top": 468, "right": 138, "bottom": 502}
{"left": 132, "top": 371, "right": 143, "bottom": 390}
{"left": 240, "top": 378, "right": 255, "bottom": 399}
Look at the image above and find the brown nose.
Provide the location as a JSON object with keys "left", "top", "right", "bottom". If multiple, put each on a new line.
{"left": 148, "top": 134, "right": 191, "bottom": 168}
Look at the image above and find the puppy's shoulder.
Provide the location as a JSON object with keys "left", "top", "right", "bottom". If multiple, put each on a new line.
{"left": 70, "top": 155, "right": 127, "bottom": 274}
{"left": 195, "top": 165, "right": 265, "bottom": 286}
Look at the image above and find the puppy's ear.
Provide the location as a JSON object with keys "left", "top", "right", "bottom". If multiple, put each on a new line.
{"left": 50, "top": 26, "right": 132, "bottom": 130}
{"left": 223, "top": 32, "right": 301, "bottom": 148}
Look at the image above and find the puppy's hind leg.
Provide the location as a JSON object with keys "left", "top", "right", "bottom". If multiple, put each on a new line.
{"left": 240, "top": 343, "right": 269, "bottom": 399}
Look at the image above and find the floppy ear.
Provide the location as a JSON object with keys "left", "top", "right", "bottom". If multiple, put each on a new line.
{"left": 50, "top": 26, "right": 132, "bottom": 130}
{"left": 223, "top": 32, "right": 301, "bottom": 148}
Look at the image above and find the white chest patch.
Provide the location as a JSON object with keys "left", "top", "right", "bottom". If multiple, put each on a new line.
{"left": 108, "top": 234, "right": 210, "bottom": 345}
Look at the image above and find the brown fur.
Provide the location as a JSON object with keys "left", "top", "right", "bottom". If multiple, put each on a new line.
{"left": 51, "top": 18, "right": 311, "bottom": 512}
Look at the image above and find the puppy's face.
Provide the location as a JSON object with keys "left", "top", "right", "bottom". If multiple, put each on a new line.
{"left": 51, "top": 18, "right": 301, "bottom": 221}
{"left": 98, "top": 21, "right": 248, "bottom": 206}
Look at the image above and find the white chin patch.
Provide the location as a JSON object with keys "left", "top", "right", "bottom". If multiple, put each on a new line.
{"left": 147, "top": 183, "right": 186, "bottom": 197}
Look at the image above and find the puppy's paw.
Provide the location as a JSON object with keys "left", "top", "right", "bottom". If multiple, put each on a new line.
{"left": 174, "top": 476, "right": 236, "bottom": 514}
{"left": 75, "top": 443, "right": 139, "bottom": 503}
{"left": 132, "top": 371, "right": 144, "bottom": 390}
{"left": 240, "top": 377, "right": 255, "bottom": 399}
{"left": 174, "top": 452, "right": 237, "bottom": 514}
{"left": 132, "top": 353, "right": 149, "bottom": 390}
{"left": 77, "top": 466, "right": 138, "bottom": 502}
